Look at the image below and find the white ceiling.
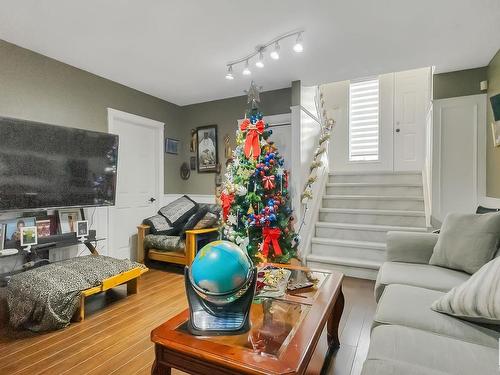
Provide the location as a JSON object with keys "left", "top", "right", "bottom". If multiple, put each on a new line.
{"left": 1, "top": 0, "right": 499, "bottom": 105}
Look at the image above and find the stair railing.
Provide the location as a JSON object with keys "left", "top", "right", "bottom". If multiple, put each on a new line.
{"left": 296, "top": 86, "right": 335, "bottom": 262}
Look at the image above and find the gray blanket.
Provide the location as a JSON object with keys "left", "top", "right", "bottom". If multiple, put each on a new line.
{"left": 7, "top": 255, "right": 145, "bottom": 332}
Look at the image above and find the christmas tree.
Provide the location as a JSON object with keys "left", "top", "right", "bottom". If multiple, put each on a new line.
{"left": 220, "top": 82, "right": 298, "bottom": 263}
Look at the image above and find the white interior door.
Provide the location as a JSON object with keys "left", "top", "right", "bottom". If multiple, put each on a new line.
{"left": 432, "top": 95, "right": 486, "bottom": 221}
{"left": 394, "top": 68, "right": 430, "bottom": 171}
{"left": 108, "top": 109, "right": 164, "bottom": 260}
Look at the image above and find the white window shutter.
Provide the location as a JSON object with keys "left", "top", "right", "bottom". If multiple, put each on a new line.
{"left": 349, "top": 78, "right": 380, "bottom": 161}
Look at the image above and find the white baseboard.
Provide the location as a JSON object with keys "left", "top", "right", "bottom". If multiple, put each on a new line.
{"left": 163, "top": 194, "right": 216, "bottom": 205}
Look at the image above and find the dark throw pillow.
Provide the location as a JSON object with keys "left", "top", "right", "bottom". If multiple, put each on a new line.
{"left": 180, "top": 206, "right": 209, "bottom": 237}
{"left": 193, "top": 212, "right": 219, "bottom": 230}
{"left": 143, "top": 214, "right": 180, "bottom": 235}
{"left": 158, "top": 195, "right": 198, "bottom": 227}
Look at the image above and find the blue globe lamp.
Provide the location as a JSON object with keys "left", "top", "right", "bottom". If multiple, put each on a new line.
{"left": 185, "top": 240, "right": 256, "bottom": 335}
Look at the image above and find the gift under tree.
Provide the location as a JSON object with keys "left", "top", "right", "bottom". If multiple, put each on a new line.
{"left": 220, "top": 82, "right": 298, "bottom": 263}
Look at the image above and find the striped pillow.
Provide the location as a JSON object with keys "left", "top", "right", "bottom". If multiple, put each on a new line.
{"left": 431, "top": 256, "right": 500, "bottom": 325}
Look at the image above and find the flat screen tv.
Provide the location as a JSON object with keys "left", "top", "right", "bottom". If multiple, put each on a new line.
{"left": 0, "top": 116, "right": 119, "bottom": 212}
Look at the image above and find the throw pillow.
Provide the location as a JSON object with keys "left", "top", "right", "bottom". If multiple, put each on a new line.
{"left": 431, "top": 256, "right": 500, "bottom": 325}
{"left": 180, "top": 206, "right": 209, "bottom": 237}
{"left": 143, "top": 214, "right": 180, "bottom": 235}
{"left": 193, "top": 212, "right": 218, "bottom": 230}
{"left": 429, "top": 212, "right": 500, "bottom": 274}
{"left": 158, "top": 195, "right": 198, "bottom": 227}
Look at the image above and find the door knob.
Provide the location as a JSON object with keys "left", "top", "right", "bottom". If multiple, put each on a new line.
{"left": 395, "top": 128, "right": 400, "bottom": 133}
{"left": 149, "top": 197, "right": 156, "bottom": 203}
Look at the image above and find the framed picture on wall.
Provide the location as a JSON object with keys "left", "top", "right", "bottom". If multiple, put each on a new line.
{"left": 196, "top": 125, "right": 218, "bottom": 173}
{"left": 165, "top": 138, "right": 179, "bottom": 154}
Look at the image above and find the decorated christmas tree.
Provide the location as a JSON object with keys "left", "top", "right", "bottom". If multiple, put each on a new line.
{"left": 220, "top": 82, "right": 298, "bottom": 263}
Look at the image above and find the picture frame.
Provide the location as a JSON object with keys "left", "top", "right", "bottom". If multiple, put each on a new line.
{"left": 36, "top": 219, "right": 51, "bottom": 238}
{"left": 2, "top": 217, "right": 36, "bottom": 242}
{"left": 0, "top": 224, "right": 5, "bottom": 250}
{"left": 58, "top": 208, "right": 83, "bottom": 234}
{"left": 20, "top": 226, "right": 38, "bottom": 247}
{"left": 190, "top": 129, "right": 197, "bottom": 152}
{"left": 165, "top": 138, "right": 179, "bottom": 155}
{"left": 190, "top": 156, "right": 196, "bottom": 170}
{"left": 77, "top": 220, "right": 89, "bottom": 237}
{"left": 196, "top": 125, "right": 218, "bottom": 173}
{"left": 491, "top": 122, "right": 500, "bottom": 148}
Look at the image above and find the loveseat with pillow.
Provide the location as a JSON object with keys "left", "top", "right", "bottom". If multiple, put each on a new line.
{"left": 362, "top": 212, "right": 500, "bottom": 375}
{"left": 137, "top": 195, "right": 220, "bottom": 266}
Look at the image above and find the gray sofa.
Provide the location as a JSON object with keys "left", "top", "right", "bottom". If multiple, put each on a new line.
{"left": 362, "top": 231, "right": 500, "bottom": 375}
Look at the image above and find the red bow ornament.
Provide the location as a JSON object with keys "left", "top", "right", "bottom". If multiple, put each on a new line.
{"left": 240, "top": 119, "right": 265, "bottom": 159}
{"left": 220, "top": 192, "right": 234, "bottom": 221}
{"left": 261, "top": 227, "right": 282, "bottom": 257}
{"left": 262, "top": 175, "right": 275, "bottom": 190}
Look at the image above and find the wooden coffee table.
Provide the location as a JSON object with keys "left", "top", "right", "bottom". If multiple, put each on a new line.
{"left": 151, "top": 264, "right": 344, "bottom": 375}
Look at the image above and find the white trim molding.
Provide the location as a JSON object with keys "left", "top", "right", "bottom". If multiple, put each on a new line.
{"left": 163, "top": 194, "right": 216, "bottom": 205}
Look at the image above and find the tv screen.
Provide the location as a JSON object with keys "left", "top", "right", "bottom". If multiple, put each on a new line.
{"left": 0, "top": 116, "right": 118, "bottom": 211}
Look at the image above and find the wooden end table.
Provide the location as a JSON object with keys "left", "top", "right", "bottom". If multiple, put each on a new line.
{"left": 151, "top": 264, "right": 344, "bottom": 375}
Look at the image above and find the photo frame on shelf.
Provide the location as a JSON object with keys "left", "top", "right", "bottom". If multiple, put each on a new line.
{"left": 3, "top": 217, "right": 36, "bottom": 242}
{"left": 165, "top": 138, "right": 179, "bottom": 155}
{"left": 0, "top": 224, "right": 5, "bottom": 250}
{"left": 58, "top": 208, "right": 83, "bottom": 234}
{"left": 196, "top": 125, "right": 218, "bottom": 173}
{"left": 36, "top": 219, "right": 51, "bottom": 238}
{"left": 20, "top": 226, "right": 38, "bottom": 247}
{"left": 77, "top": 220, "right": 89, "bottom": 237}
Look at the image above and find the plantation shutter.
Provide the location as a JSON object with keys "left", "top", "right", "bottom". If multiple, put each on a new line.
{"left": 349, "top": 78, "right": 380, "bottom": 161}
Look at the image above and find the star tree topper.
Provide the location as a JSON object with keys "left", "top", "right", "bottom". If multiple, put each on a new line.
{"left": 245, "top": 81, "right": 262, "bottom": 109}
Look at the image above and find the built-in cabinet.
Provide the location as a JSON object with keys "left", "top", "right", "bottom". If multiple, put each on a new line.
{"left": 323, "top": 67, "right": 431, "bottom": 173}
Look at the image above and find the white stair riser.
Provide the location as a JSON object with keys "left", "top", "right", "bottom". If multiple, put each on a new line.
{"left": 326, "top": 185, "right": 423, "bottom": 196}
{"left": 311, "top": 242, "right": 385, "bottom": 262}
{"left": 330, "top": 173, "right": 421, "bottom": 184}
{"left": 315, "top": 226, "right": 390, "bottom": 242}
{"left": 306, "top": 261, "right": 379, "bottom": 280}
{"left": 319, "top": 212, "right": 426, "bottom": 227}
{"left": 322, "top": 198, "right": 424, "bottom": 210}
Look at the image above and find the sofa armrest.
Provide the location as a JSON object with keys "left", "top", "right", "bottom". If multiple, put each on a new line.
{"left": 386, "top": 231, "right": 439, "bottom": 264}
{"left": 137, "top": 224, "right": 151, "bottom": 264}
{"left": 185, "top": 228, "right": 219, "bottom": 265}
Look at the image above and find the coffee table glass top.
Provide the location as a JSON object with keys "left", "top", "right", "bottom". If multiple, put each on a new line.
{"left": 175, "top": 269, "right": 330, "bottom": 357}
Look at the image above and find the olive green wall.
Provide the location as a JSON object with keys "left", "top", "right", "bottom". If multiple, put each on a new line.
{"left": 486, "top": 49, "right": 500, "bottom": 198}
{"left": 433, "top": 67, "right": 487, "bottom": 99}
{"left": 0, "top": 39, "right": 292, "bottom": 195}
{"left": 177, "top": 88, "right": 292, "bottom": 194}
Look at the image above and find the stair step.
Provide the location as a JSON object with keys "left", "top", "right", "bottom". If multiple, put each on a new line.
{"left": 319, "top": 208, "right": 426, "bottom": 227}
{"left": 322, "top": 195, "right": 424, "bottom": 210}
{"left": 326, "top": 183, "right": 423, "bottom": 197}
{"left": 311, "top": 237, "right": 386, "bottom": 250}
{"left": 329, "top": 171, "right": 421, "bottom": 184}
{"left": 315, "top": 221, "right": 427, "bottom": 242}
{"left": 307, "top": 254, "right": 383, "bottom": 270}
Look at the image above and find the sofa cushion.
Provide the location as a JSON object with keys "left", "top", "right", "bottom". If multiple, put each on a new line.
{"left": 366, "top": 325, "right": 498, "bottom": 375}
{"left": 432, "top": 256, "right": 500, "bottom": 325}
{"left": 374, "top": 284, "right": 500, "bottom": 348}
{"left": 158, "top": 195, "right": 198, "bottom": 227}
{"left": 143, "top": 214, "right": 180, "bottom": 235}
{"left": 375, "top": 262, "right": 469, "bottom": 302}
{"left": 180, "top": 206, "right": 209, "bottom": 237}
{"left": 361, "top": 359, "right": 450, "bottom": 375}
{"left": 144, "top": 235, "right": 184, "bottom": 252}
{"left": 194, "top": 212, "right": 218, "bottom": 230}
{"left": 429, "top": 212, "right": 500, "bottom": 274}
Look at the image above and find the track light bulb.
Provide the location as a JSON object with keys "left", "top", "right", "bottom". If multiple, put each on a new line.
{"left": 293, "top": 33, "right": 303, "bottom": 53}
{"left": 255, "top": 52, "right": 264, "bottom": 68}
{"left": 270, "top": 42, "right": 280, "bottom": 60}
{"left": 242, "top": 60, "right": 251, "bottom": 75}
{"left": 225, "top": 65, "right": 234, "bottom": 80}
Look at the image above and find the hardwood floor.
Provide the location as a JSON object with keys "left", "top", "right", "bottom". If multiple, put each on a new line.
{"left": 0, "top": 268, "right": 376, "bottom": 375}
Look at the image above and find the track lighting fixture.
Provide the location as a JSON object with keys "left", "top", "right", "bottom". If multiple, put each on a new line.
{"left": 270, "top": 42, "right": 280, "bottom": 60}
{"left": 255, "top": 51, "right": 264, "bottom": 68}
{"left": 225, "top": 65, "right": 234, "bottom": 80}
{"left": 293, "top": 32, "right": 303, "bottom": 53}
{"left": 242, "top": 60, "right": 251, "bottom": 76}
{"left": 224, "top": 29, "right": 304, "bottom": 80}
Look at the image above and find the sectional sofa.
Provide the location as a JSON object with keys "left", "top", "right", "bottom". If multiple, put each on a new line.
{"left": 361, "top": 231, "right": 500, "bottom": 375}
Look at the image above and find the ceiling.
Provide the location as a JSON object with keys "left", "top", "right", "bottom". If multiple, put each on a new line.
{"left": 1, "top": 0, "right": 499, "bottom": 106}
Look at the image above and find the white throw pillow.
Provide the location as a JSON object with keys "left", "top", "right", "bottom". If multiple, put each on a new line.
{"left": 431, "top": 256, "right": 500, "bottom": 325}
